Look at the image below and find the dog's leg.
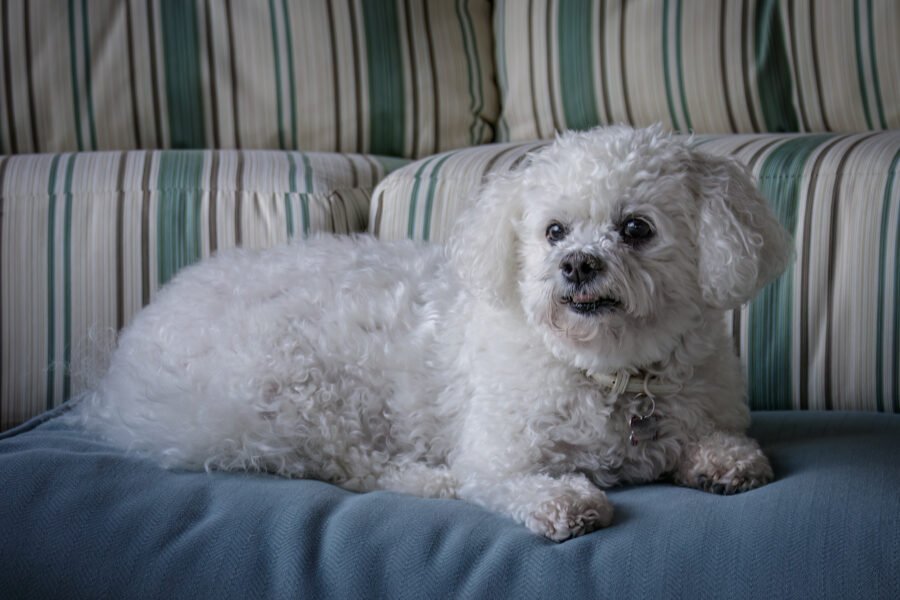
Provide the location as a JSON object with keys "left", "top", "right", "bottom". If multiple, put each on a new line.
{"left": 377, "top": 463, "right": 459, "bottom": 499}
{"left": 673, "top": 430, "right": 773, "bottom": 495}
{"left": 456, "top": 471, "right": 613, "bottom": 541}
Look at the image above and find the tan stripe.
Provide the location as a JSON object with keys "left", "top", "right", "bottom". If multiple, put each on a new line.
{"left": 225, "top": 0, "right": 241, "bottom": 148}
{"left": 479, "top": 144, "right": 520, "bottom": 183}
{"left": 0, "top": 156, "right": 9, "bottom": 427}
{"left": 784, "top": 0, "right": 810, "bottom": 132}
{"left": 331, "top": 190, "right": 346, "bottom": 232}
{"left": 745, "top": 136, "right": 787, "bottom": 172}
{"left": 146, "top": 0, "right": 164, "bottom": 147}
{"left": 372, "top": 189, "right": 384, "bottom": 237}
{"left": 596, "top": 0, "right": 613, "bottom": 124}
{"left": 342, "top": 154, "right": 359, "bottom": 188}
{"left": 719, "top": 1, "right": 738, "bottom": 132}
{"left": 527, "top": 0, "right": 543, "bottom": 138}
{"left": 115, "top": 151, "right": 128, "bottom": 329}
{"left": 422, "top": 0, "right": 440, "bottom": 154}
{"left": 124, "top": 0, "right": 142, "bottom": 147}
{"left": 799, "top": 135, "right": 848, "bottom": 409}
{"left": 203, "top": 0, "right": 220, "bottom": 148}
{"left": 348, "top": 0, "right": 364, "bottom": 152}
{"left": 740, "top": 0, "right": 761, "bottom": 132}
{"left": 23, "top": 0, "right": 38, "bottom": 151}
{"left": 823, "top": 134, "right": 878, "bottom": 408}
{"left": 545, "top": 0, "right": 561, "bottom": 133}
{"left": 362, "top": 154, "right": 379, "bottom": 187}
{"left": 808, "top": 1, "right": 831, "bottom": 132}
{"left": 2, "top": 0, "right": 18, "bottom": 153}
{"left": 235, "top": 150, "right": 244, "bottom": 245}
{"left": 619, "top": 0, "right": 633, "bottom": 125}
{"left": 325, "top": 0, "right": 341, "bottom": 150}
{"left": 403, "top": 0, "right": 420, "bottom": 156}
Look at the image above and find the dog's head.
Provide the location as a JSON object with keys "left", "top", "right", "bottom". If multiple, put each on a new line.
{"left": 450, "top": 125, "right": 793, "bottom": 372}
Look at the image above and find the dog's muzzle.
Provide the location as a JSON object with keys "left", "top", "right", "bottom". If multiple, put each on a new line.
{"left": 559, "top": 251, "right": 603, "bottom": 287}
{"left": 559, "top": 252, "right": 619, "bottom": 315}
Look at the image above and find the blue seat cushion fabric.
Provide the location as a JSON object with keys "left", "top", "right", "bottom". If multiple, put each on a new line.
{"left": 1, "top": 408, "right": 898, "bottom": 599}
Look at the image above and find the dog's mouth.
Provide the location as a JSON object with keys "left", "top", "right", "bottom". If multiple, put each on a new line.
{"left": 560, "top": 293, "right": 621, "bottom": 315}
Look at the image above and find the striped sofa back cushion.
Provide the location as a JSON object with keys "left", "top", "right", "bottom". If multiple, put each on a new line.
{"left": 0, "top": 0, "right": 497, "bottom": 158}
{"left": 0, "top": 149, "right": 407, "bottom": 430}
{"left": 494, "top": 0, "right": 900, "bottom": 141}
{"left": 371, "top": 131, "right": 900, "bottom": 412}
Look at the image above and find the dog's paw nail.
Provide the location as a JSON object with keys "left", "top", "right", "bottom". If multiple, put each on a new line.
{"left": 528, "top": 493, "right": 613, "bottom": 541}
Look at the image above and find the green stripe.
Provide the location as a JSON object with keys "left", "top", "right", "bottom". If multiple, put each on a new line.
{"left": 674, "top": 0, "right": 691, "bottom": 131}
{"left": 361, "top": 0, "right": 405, "bottom": 156}
{"left": 300, "top": 152, "right": 313, "bottom": 192}
{"left": 662, "top": 0, "right": 681, "bottom": 131}
{"left": 282, "top": 0, "right": 298, "bottom": 149}
{"left": 406, "top": 156, "right": 436, "bottom": 239}
{"left": 754, "top": 0, "right": 799, "bottom": 132}
{"left": 160, "top": 0, "right": 205, "bottom": 148}
{"left": 45, "top": 154, "right": 62, "bottom": 410}
{"left": 62, "top": 155, "right": 76, "bottom": 402}
{"left": 894, "top": 192, "right": 900, "bottom": 414}
{"left": 299, "top": 153, "right": 312, "bottom": 236}
{"left": 373, "top": 155, "right": 411, "bottom": 175}
{"left": 853, "top": 0, "right": 873, "bottom": 129}
{"left": 67, "top": 1, "right": 83, "bottom": 151}
{"left": 79, "top": 0, "right": 97, "bottom": 150}
{"left": 421, "top": 154, "right": 453, "bottom": 241}
{"left": 285, "top": 153, "right": 296, "bottom": 238}
{"left": 748, "top": 135, "right": 833, "bottom": 410}
{"left": 875, "top": 148, "right": 900, "bottom": 411}
{"left": 156, "top": 151, "right": 205, "bottom": 286}
{"left": 268, "top": 0, "right": 286, "bottom": 150}
{"left": 866, "top": 0, "right": 887, "bottom": 129}
{"left": 456, "top": 0, "right": 486, "bottom": 145}
{"left": 558, "top": 0, "right": 600, "bottom": 131}
{"left": 495, "top": 0, "right": 510, "bottom": 141}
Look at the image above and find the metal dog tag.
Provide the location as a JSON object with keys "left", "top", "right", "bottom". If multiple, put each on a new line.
{"left": 628, "top": 414, "right": 659, "bottom": 446}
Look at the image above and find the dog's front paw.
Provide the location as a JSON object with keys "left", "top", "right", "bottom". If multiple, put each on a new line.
{"left": 525, "top": 488, "right": 614, "bottom": 541}
{"left": 693, "top": 457, "right": 773, "bottom": 495}
{"left": 677, "top": 431, "right": 774, "bottom": 495}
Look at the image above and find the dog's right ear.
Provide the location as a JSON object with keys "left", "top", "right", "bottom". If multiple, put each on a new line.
{"left": 449, "top": 170, "right": 525, "bottom": 307}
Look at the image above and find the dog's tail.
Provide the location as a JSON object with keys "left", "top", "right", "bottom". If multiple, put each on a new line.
{"left": 70, "top": 325, "right": 118, "bottom": 393}
{"left": 56, "top": 325, "right": 118, "bottom": 424}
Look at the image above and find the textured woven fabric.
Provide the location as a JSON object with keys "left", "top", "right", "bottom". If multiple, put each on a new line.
{"left": 0, "top": 149, "right": 409, "bottom": 430}
{"left": 0, "top": 0, "right": 497, "bottom": 158}
{"left": 494, "top": 0, "right": 900, "bottom": 140}
{"left": 371, "top": 131, "right": 900, "bottom": 412}
{"left": 1, "top": 408, "right": 898, "bottom": 599}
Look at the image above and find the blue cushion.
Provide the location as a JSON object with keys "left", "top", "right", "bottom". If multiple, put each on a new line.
{"left": 1, "top": 409, "right": 898, "bottom": 599}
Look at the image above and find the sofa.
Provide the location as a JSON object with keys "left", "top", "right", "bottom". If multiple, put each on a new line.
{"left": 1, "top": 1, "right": 898, "bottom": 598}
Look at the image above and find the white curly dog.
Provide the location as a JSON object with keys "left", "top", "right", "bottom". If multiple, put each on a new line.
{"left": 73, "top": 126, "right": 792, "bottom": 541}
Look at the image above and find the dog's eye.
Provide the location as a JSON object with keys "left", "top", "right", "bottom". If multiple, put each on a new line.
{"left": 621, "top": 216, "right": 654, "bottom": 243}
{"left": 545, "top": 222, "right": 567, "bottom": 244}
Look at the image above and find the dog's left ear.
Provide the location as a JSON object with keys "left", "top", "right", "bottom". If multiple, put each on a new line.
{"left": 449, "top": 169, "right": 525, "bottom": 307}
{"left": 692, "top": 152, "right": 794, "bottom": 310}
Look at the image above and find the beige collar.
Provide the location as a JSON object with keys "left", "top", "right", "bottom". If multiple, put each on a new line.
{"left": 587, "top": 369, "right": 679, "bottom": 446}
{"left": 587, "top": 369, "right": 682, "bottom": 398}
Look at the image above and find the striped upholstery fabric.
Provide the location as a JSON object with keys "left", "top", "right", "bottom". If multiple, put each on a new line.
{"left": 0, "top": 0, "right": 497, "bottom": 158}
{"left": 0, "top": 149, "right": 408, "bottom": 430}
{"left": 371, "top": 132, "right": 900, "bottom": 413}
{"left": 494, "top": 0, "right": 900, "bottom": 140}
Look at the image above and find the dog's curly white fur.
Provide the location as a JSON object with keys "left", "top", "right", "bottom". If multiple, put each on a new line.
{"left": 71, "top": 126, "right": 792, "bottom": 541}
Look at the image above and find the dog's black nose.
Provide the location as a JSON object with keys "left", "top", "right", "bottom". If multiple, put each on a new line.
{"left": 560, "top": 252, "right": 604, "bottom": 286}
